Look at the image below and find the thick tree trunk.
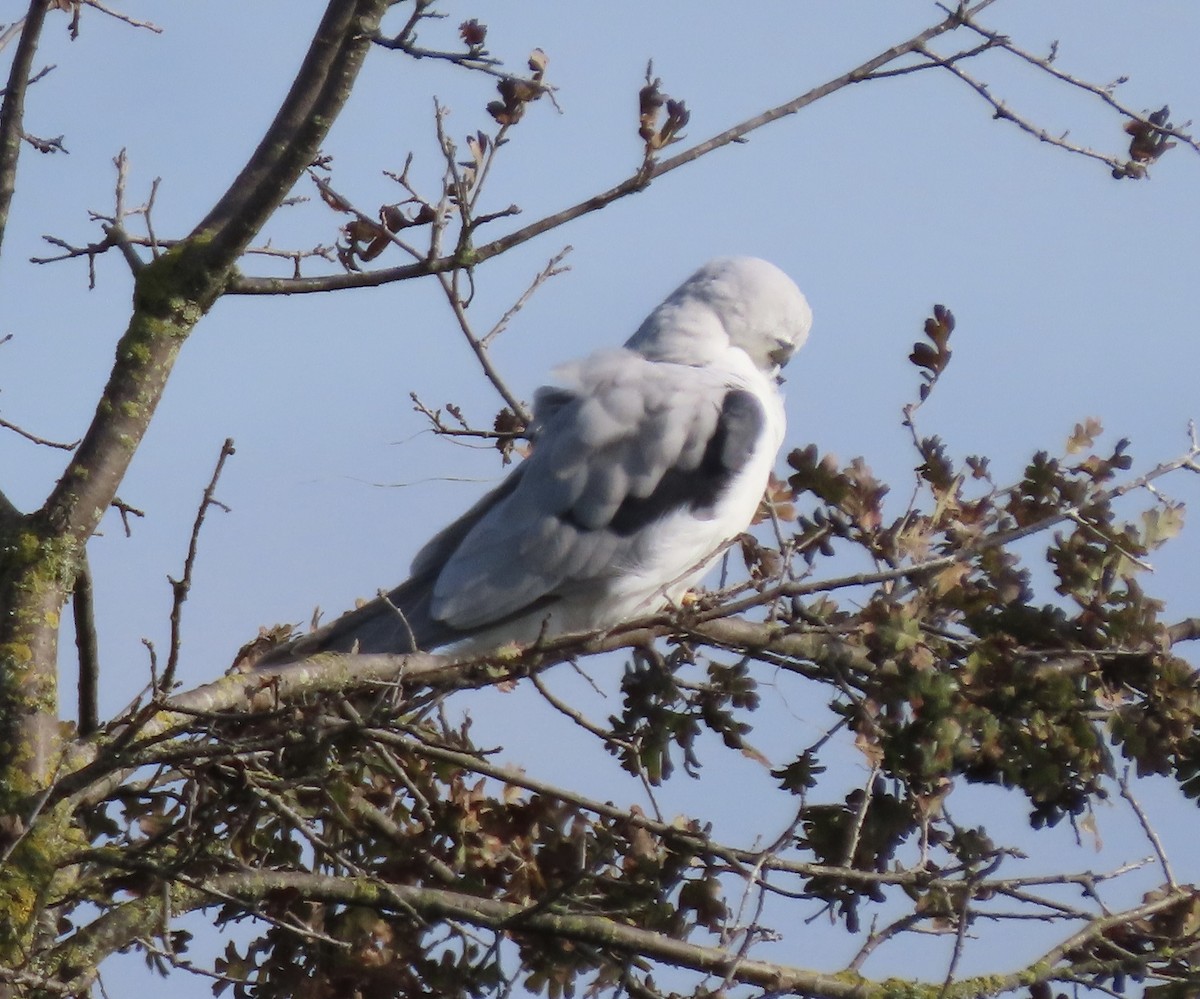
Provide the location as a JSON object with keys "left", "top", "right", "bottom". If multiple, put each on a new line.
{"left": 0, "top": 0, "right": 391, "bottom": 980}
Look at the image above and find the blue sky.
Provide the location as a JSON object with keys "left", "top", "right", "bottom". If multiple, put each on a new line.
{"left": 3, "top": 1, "right": 1200, "bottom": 993}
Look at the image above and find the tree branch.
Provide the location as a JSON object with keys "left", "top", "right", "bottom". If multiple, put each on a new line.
{"left": 0, "top": 414, "right": 80, "bottom": 450}
{"left": 226, "top": 0, "right": 1002, "bottom": 296}
{"left": 56, "top": 870, "right": 871, "bottom": 999}
{"left": 163, "top": 438, "right": 235, "bottom": 692}
{"left": 953, "top": 6, "right": 1200, "bottom": 160}
{"left": 915, "top": 42, "right": 1125, "bottom": 174}
{"left": 41, "top": 0, "right": 389, "bottom": 550}
{"left": 0, "top": 0, "right": 389, "bottom": 790}
{"left": 55, "top": 564, "right": 1200, "bottom": 813}
{"left": 50, "top": 868, "right": 1200, "bottom": 999}
{"left": 193, "top": 0, "right": 390, "bottom": 270}
{"left": 71, "top": 554, "right": 98, "bottom": 737}
{"left": 0, "top": 0, "right": 50, "bottom": 257}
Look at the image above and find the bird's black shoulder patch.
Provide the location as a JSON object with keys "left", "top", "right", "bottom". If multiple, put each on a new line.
{"left": 713, "top": 389, "right": 765, "bottom": 476}
{"left": 570, "top": 388, "right": 765, "bottom": 537}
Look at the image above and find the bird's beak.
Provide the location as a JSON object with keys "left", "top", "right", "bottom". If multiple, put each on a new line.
{"left": 769, "top": 341, "right": 795, "bottom": 383}
{"left": 768, "top": 342, "right": 795, "bottom": 369}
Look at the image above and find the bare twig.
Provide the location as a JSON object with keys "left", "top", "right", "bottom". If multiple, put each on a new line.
{"left": 22, "top": 130, "right": 65, "bottom": 154}
{"left": 840, "top": 763, "right": 880, "bottom": 870}
{"left": 939, "top": 880, "right": 976, "bottom": 999}
{"left": 410, "top": 392, "right": 525, "bottom": 444}
{"left": 951, "top": 5, "right": 1200, "bottom": 159}
{"left": 228, "top": 0, "right": 1004, "bottom": 296}
{"left": 33, "top": 230, "right": 336, "bottom": 277}
{"left": 0, "top": 19, "right": 27, "bottom": 58}
{"left": 434, "top": 268, "right": 531, "bottom": 423}
{"left": 482, "top": 246, "right": 572, "bottom": 347}
{"left": 0, "top": 414, "right": 80, "bottom": 450}
{"left": 109, "top": 496, "right": 144, "bottom": 537}
{"left": 80, "top": 0, "right": 162, "bottom": 33}
{"left": 371, "top": 10, "right": 562, "bottom": 93}
{"left": 529, "top": 671, "right": 635, "bottom": 751}
{"left": 163, "top": 439, "right": 235, "bottom": 692}
{"left": 142, "top": 175, "right": 161, "bottom": 257}
{"left": 915, "top": 42, "right": 1127, "bottom": 174}
{"left": 72, "top": 554, "right": 99, "bottom": 736}
{"left": 1117, "top": 769, "right": 1176, "bottom": 889}
{"left": 848, "top": 912, "right": 926, "bottom": 972}
{"left": 102, "top": 148, "right": 145, "bottom": 273}
{"left": 413, "top": 247, "right": 573, "bottom": 445}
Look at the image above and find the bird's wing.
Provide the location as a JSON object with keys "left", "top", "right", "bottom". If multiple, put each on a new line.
{"left": 423, "top": 349, "right": 768, "bottom": 632}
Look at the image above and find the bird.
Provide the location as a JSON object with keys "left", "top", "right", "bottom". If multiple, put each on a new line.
{"left": 259, "top": 257, "right": 812, "bottom": 665}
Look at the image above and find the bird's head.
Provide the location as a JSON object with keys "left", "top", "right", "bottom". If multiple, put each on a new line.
{"left": 625, "top": 257, "right": 812, "bottom": 378}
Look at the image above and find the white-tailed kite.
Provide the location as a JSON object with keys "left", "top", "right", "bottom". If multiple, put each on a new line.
{"left": 261, "top": 257, "right": 811, "bottom": 663}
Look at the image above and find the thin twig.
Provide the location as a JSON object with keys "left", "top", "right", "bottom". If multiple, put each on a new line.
{"left": 529, "top": 671, "right": 634, "bottom": 752}
{"left": 916, "top": 42, "right": 1126, "bottom": 174}
{"left": 840, "top": 763, "right": 880, "bottom": 869}
{"left": 229, "top": 0, "right": 1006, "bottom": 296}
{"left": 434, "top": 269, "right": 531, "bottom": 423}
{"left": 0, "top": 415, "right": 80, "bottom": 450}
{"left": 939, "top": 884, "right": 975, "bottom": 999}
{"left": 72, "top": 554, "right": 99, "bottom": 736}
{"left": 110, "top": 496, "right": 144, "bottom": 537}
{"left": 1117, "top": 768, "right": 1176, "bottom": 889}
{"left": 163, "top": 439, "right": 235, "bottom": 692}
{"left": 951, "top": 5, "right": 1200, "bottom": 158}
{"left": 81, "top": 0, "right": 162, "bottom": 33}
{"left": 848, "top": 913, "right": 926, "bottom": 972}
{"left": 481, "top": 246, "right": 572, "bottom": 347}
{"left": 410, "top": 392, "right": 525, "bottom": 444}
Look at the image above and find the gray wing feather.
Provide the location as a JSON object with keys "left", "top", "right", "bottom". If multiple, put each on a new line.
{"left": 410, "top": 464, "right": 528, "bottom": 577}
{"left": 259, "top": 356, "right": 767, "bottom": 660}
{"left": 259, "top": 353, "right": 768, "bottom": 661}
{"left": 429, "top": 352, "right": 764, "bottom": 631}
{"left": 254, "top": 572, "right": 451, "bottom": 664}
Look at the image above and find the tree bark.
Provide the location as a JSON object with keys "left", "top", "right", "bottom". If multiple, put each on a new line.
{"left": 0, "top": 0, "right": 391, "bottom": 797}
